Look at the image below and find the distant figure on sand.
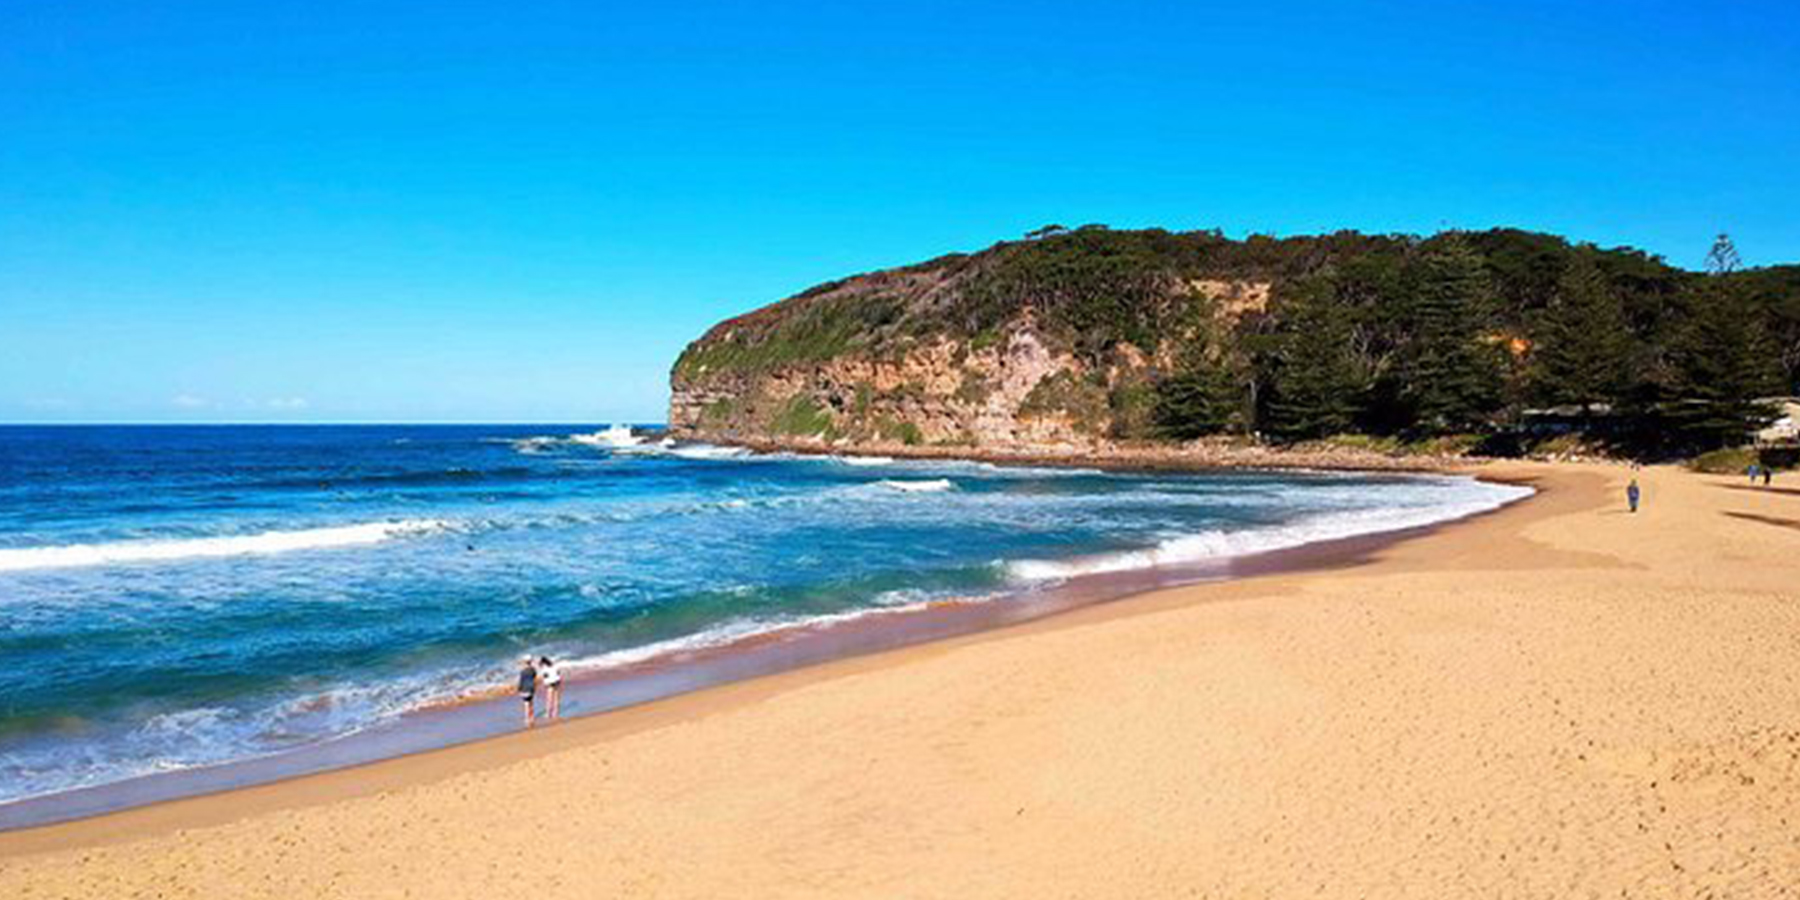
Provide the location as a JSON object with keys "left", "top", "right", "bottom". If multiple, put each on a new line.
{"left": 1763, "top": 467, "right": 1773, "bottom": 486}
{"left": 1627, "top": 478, "right": 1641, "bottom": 514}
{"left": 517, "top": 656, "right": 538, "bottom": 727}
{"left": 539, "top": 655, "right": 563, "bottom": 721}
{"left": 1748, "top": 463, "right": 1760, "bottom": 484}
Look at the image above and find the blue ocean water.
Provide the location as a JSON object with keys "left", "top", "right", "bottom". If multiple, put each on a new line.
{"left": 0, "top": 425, "right": 1527, "bottom": 804}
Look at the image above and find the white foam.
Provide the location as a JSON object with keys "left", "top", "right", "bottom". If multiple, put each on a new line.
{"left": 558, "top": 594, "right": 982, "bottom": 675}
{"left": 0, "top": 664, "right": 483, "bottom": 805}
{"left": 569, "top": 424, "right": 644, "bottom": 449}
{"left": 833, "top": 455, "right": 897, "bottom": 467}
{"left": 895, "top": 459, "right": 1108, "bottom": 479}
{"left": 875, "top": 478, "right": 956, "bottom": 493}
{"left": 0, "top": 520, "right": 448, "bottom": 573}
{"left": 1006, "top": 479, "right": 1532, "bottom": 582}
{"left": 665, "top": 443, "right": 754, "bottom": 460}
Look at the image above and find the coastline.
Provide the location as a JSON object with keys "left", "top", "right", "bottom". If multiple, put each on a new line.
{"left": 0, "top": 459, "right": 1549, "bottom": 852}
{"left": 9, "top": 460, "right": 1799, "bottom": 896}
{"left": 680, "top": 431, "right": 1481, "bottom": 474}
{"left": 0, "top": 460, "right": 1528, "bottom": 831}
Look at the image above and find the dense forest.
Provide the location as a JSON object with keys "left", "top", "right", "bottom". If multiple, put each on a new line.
{"left": 673, "top": 226, "right": 1800, "bottom": 460}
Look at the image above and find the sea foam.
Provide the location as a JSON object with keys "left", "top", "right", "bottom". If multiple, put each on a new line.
{"left": 875, "top": 478, "right": 956, "bottom": 493}
{"left": 832, "top": 454, "right": 897, "bottom": 467}
{"left": 0, "top": 520, "right": 447, "bottom": 573}
{"left": 665, "top": 443, "right": 754, "bottom": 460}
{"left": 1006, "top": 479, "right": 1532, "bottom": 582}
{"left": 569, "top": 423, "right": 644, "bottom": 449}
{"left": 555, "top": 592, "right": 985, "bottom": 676}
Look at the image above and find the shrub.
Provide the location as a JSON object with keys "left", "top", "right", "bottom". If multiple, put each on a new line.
{"left": 771, "top": 396, "right": 833, "bottom": 437}
{"left": 1688, "top": 446, "right": 1758, "bottom": 474}
{"left": 954, "top": 372, "right": 993, "bottom": 405}
{"left": 1317, "top": 433, "right": 1403, "bottom": 454}
{"left": 1020, "top": 371, "right": 1110, "bottom": 434}
{"left": 701, "top": 398, "right": 737, "bottom": 425}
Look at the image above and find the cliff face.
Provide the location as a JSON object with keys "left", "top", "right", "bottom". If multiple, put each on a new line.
{"left": 668, "top": 228, "right": 1289, "bottom": 453}
{"left": 672, "top": 325, "right": 1102, "bottom": 451}
{"left": 668, "top": 226, "right": 1797, "bottom": 456}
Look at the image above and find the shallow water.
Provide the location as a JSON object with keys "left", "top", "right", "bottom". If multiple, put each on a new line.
{"left": 0, "top": 424, "right": 1528, "bottom": 805}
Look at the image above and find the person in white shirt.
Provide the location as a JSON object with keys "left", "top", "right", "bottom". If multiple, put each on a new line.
{"left": 537, "top": 656, "right": 563, "bottom": 721}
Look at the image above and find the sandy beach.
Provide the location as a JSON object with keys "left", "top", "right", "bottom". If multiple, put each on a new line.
{"left": 3, "top": 461, "right": 1798, "bottom": 897}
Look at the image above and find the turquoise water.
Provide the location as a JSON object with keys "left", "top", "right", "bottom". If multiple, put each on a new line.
{"left": 0, "top": 425, "right": 1527, "bottom": 804}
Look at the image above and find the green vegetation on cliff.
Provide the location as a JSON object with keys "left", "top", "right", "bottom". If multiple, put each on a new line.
{"left": 673, "top": 227, "right": 1800, "bottom": 457}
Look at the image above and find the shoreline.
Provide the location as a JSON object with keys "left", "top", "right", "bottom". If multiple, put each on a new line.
{"left": 15, "top": 460, "right": 1797, "bottom": 895}
{"left": 0, "top": 464, "right": 1531, "bottom": 833}
{"left": 672, "top": 430, "right": 1498, "bottom": 474}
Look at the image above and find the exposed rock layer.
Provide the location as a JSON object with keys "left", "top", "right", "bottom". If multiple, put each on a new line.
{"left": 669, "top": 229, "right": 1291, "bottom": 455}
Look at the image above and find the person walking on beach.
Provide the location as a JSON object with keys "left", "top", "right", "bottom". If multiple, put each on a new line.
{"left": 517, "top": 656, "right": 538, "bottom": 728}
{"left": 538, "top": 655, "right": 563, "bottom": 721}
{"left": 1748, "top": 463, "right": 1760, "bottom": 484}
{"left": 1763, "top": 466, "right": 1773, "bottom": 486}
{"left": 1627, "top": 478, "right": 1641, "bottom": 514}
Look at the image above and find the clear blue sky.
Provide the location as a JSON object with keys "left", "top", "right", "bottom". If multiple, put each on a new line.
{"left": 4, "top": 1, "right": 1797, "bottom": 423}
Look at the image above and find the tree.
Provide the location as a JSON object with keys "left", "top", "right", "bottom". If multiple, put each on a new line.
{"left": 1154, "top": 343, "right": 1242, "bottom": 440}
{"left": 1262, "top": 278, "right": 1367, "bottom": 440}
{"left": 1665, "top": 270, "right": 1780, "bottom": 450}
{"left": 1397, "top": 235, "right": 1507, "bottom": 433}
{"left": 1706, "top": 233, "right": 1742, "bottom": 275}
{"left": 1529, "top": 252, "right": 1632, "bottom": 412}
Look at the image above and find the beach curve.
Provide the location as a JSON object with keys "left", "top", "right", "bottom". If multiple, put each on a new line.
{"left": 4, "top": 461, "right": 1798, "bottom": 897}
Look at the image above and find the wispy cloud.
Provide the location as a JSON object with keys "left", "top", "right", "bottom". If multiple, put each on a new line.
{"left": 264, "top": 397, "right": 309, "bottom": 411}
{"left": 172, "top": 394, "right": 208, "bottom": 409}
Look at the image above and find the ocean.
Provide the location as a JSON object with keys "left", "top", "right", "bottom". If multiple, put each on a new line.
{"left": 0, "top": 425, "right": 1529, "bottom": 808}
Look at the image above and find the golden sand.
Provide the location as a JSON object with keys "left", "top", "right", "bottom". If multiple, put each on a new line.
{"left": 4, "top": 462, "right": 1798, "bottom": 897}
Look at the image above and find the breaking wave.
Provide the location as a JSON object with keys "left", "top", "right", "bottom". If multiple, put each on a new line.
{"left": 569, "top": 424, "right": 644, "bottom": 449}
{"left": 832, "top": 455, "right": 896, "bottom": 467}
{"left": 1006, "top": 478, "right": 1531, "bottom": 582}
{"left": 874, "top": 478, "right": 956, "bottom": 493}
{"left": 0, "top": 520, "right": 449, "bottom": 573}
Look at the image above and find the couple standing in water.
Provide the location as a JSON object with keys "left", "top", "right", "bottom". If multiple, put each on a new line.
{"left": 517, "top": 655, "right": 563, "bottom": 727}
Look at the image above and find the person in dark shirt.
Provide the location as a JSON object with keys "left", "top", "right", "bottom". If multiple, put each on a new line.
{"left": 1627, "top": 478, "right": 1641, "bottom": 514}
{"left": 517, "top": 657, "right": 538, "bottom": 728}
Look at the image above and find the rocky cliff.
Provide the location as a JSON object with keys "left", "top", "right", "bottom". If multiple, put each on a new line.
{"left": 669, "top": 228, "right": 1300, "bottom": 453}
{"left": 668, "top": 226, "right": 1800, "bottom": 459}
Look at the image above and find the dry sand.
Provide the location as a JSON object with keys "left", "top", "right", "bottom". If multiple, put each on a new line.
{"left": 3, "top": 462, "right": 1798, "bottom": 898}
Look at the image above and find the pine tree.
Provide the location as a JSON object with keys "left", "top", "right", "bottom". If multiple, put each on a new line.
{"left": 1529, "top": 252, "right": 1632, "bottom": 412}
{"left": 1705, "top": 233, "right": 1742, "bottom": 276}
{"left": 1666, "top": 271, "right": 1780, "bottom": 450}
{"left": 1399, "top": 235, "right": 1506, "bottom": 434}
{"left": 1263, "top": 279, "right": 1366, "bottom": 440}
{"left": 1153, "top": 364, "right": 1239, "bottom": 439}
{"left": 1153, "top": 342, "right": 1242, "bottom": 440}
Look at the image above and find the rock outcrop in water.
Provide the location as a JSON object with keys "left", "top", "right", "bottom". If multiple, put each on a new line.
{"left": 669, "top": 227, "right": 1800, "bottom": 459}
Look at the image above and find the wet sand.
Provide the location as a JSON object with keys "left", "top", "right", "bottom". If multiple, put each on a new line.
{"left": 4, "top": 462, "right": 1798, "bottom": 897}
{"left": 0, "top": 469, "right": 1519, "bottom": 832}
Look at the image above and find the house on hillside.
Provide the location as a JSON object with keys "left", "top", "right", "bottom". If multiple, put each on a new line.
{"left": 1755, "top": 397, "right": 1800, "bottom": 446}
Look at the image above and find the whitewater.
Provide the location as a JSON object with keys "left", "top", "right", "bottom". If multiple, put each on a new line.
{"left": 0, "top": 424, "right": 1528, "bottom": 807}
